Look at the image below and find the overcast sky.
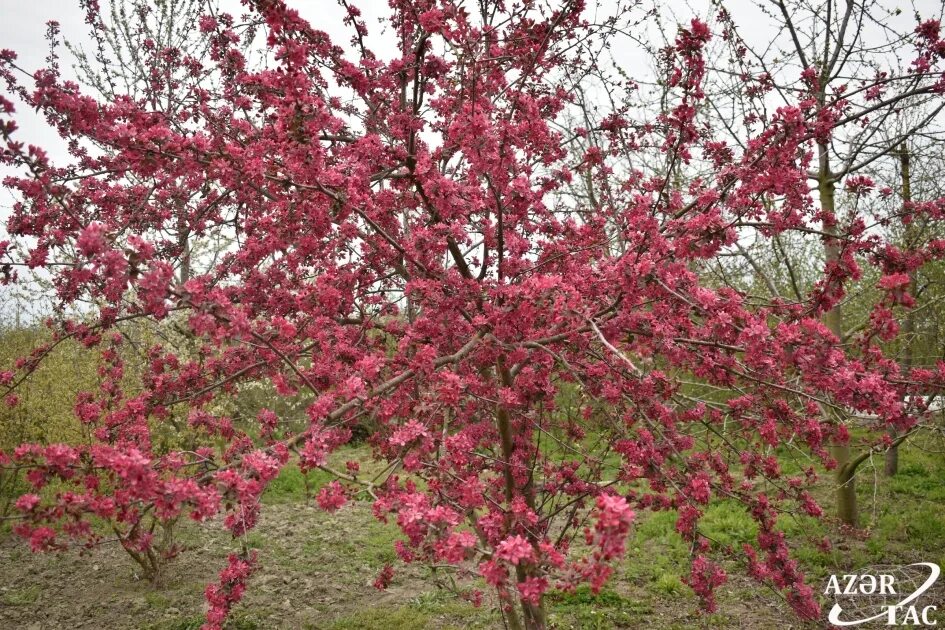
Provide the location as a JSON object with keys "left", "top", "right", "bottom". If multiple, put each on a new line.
{"left": 0, "top": 0, "right": 935, "bottom": 191}
{"left": 0, "top": 0, "right": 934, "bottom": 226}
{"left": 2, "top": 0, "right": 933, "bottom": 148}
{"left": 0, "top": 0, "right": 746, "bottom": 155}
{"left": 0, "top": 0, "right": 937, "bottom": 322}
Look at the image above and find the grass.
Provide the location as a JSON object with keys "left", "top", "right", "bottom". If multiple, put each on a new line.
{"left": 261, "top": 444, "right": 393, "bottom": 504}
{"left": 410, "top": 590, "right": 495, "bottom": 626}
{"left": 144, "top": 617, "right": 204, "bottom": 630}
{"left": 546, "top": 586, "right": 653, "bottom": 628}
{"left": 2, "top": 435, "right": 944, "bottom": 629}
{"left": 654, "top": 572, "right": 685, "bottom": 595}
{"left": 298, "top": 511, "right": 401, "bottom": 572}
{"left": 144, "top": 611, "right": 262, "bottom": 630}
{"left": 145, "top": 591, "right": 173, "bottom": 611}
{"left": 326, "top": 606, "right": 431, "bottom": 630}
{"left": 262, "top": 463, "right": 329, "bottom": 504}
{"left": 0, "top": 584, "right": 41, "bottom": 606}
{"left": 318, "top": 590, "right": 498, "bottom": 629}
{"left": 701, "top": 501, "right": 758, "bottom": 549}
{"left": 611, "top": 437, "right": 945, "bottom": 627}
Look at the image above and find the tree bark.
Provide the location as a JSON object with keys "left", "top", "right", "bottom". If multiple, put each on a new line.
{"left": 886, "top": 143, "right": 914, "bottom": 477}
{"left": 834, "top": 443, "right": 858, "bottom": 527}
{"left": 495, "top": 359, "right": 547, "bottom": 630}
{"left": 818, "top": 140, "right": 859, "bottom": 527}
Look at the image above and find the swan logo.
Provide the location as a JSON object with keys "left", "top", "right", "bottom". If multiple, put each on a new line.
{"left": 824, "top": 562, "right": 940, "bottom": 626}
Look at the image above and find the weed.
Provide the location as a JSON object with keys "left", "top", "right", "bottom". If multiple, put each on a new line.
{"left": 0, "top": 584, "right": 41, "bottom": 606}
{"left": 327, "top": 606, "right": 431, "bottom": 629}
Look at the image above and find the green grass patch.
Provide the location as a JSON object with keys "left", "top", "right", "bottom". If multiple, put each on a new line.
{"left": 409, "top": 590, "right": 496, "bottom": 628}
{"left": 546, "top": 585, "right": 652, "bottom": 628}
{"left": 327, "top": 606, "right": 431, "bottom": 630}
{"left": 144, "top": 611, "right": 261, "bottom": 630}
{"left": 143, "top": 616, "right": 203, "bottom": 630}
{"left": 144, "top": 591, "right": 172, "bottom": 610}
{"left": 0, "top": 584, "right": 41, "bottom": 605}
{"left": 302, "top": 516, "right": 401, "bottom": 568}
{"left": 701, "top": 501, "right": 757, "bottom": 549}
{"left": 654, "top": 571, "right": 685, "bottom": 595}
{"left": 263, "top": 445, "right": 386, "bottom": 504}
{"left": 262, "top": 464, "right": 328, "bottom": 503}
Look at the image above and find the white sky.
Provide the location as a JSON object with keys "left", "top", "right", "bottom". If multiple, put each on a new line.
{"left": 0, "top": 0, "right": 729, "bottom": 156}
{"left": 0, "top": 0, "right": 937, "bottom": 210}
{"left": 0, "top": 1, "right": 390, "bottom": 156}
{"left": 2, "top": 0, "right": 934, "bottom": 158}
{"left": 0, "top": 0, "right": 730, "bottom": 322}
{"left": 0, "top": 0, "right": 939, "bottom": 323}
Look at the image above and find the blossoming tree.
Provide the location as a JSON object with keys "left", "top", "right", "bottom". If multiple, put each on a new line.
{"left": 1, "top": 1, "right": 945, "bottom": 628}
{"left": 706, "top": 0, "right": 945, "bottom": 523}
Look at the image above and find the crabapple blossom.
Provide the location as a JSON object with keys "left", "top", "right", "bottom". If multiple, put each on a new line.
{"left": 1, "top": 1, "right": 944, "bottom": 629}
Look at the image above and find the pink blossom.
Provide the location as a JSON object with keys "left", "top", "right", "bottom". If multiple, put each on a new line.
{"left": 316, "top": 481, "right": 346, "bottom": 512}
{"left": 76, "top": 222, "right": 108, "bottom": 257}
{"left": 517, "top": 576, "right": 548, "bottom": 605}
{"left": 14, "top": 493, "right": 40, "bottom": 512}
{"left": 496, "top": 535, "right": 533, "bottom": 565}
{"left": 684, "top": 555, "right": 727, "bottom": 612}
{"left": 418, "top": 9, "right": 446, "bottom": 34}
{"left": 388, "top": 419, "right": 428, "bottom": 448}
{"left": 478, "top": 559, "right": 508, "bottom": 587}
{"left": 27, "top": 527, "right": 57, "bottom": 552}
{"left": 373, "top": 564, "right": 394, "bottom": 590}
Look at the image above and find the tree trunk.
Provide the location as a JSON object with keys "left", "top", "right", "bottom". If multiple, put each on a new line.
{"left": 886, "top": 143, "right": 915, "bottom": 477}
{"left": 834, "top": 443, "right": 858, "bottom": 527}
{"left": 818, "top": 141, "right": 858, "bottom": 527}
{"left": 495, "top": 360, "right": 547, "bottom": 630}
{"left": 883, "top": 437, "right": 899, "bottom": 477}
{"left": 178, "top": 229, "right": 191, "bottom": 285}
{"left": 521, "top": 603, "right": 547, "bottom": 630}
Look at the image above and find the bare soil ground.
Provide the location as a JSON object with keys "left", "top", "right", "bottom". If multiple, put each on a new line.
{"left": 0, "top": 502, "right": 433, "bottom": 630}
{"left": 2, "top": 440, "right": 943, "bottom": 629}
{"left": 0, "top": 500, "right": 806, "bottom": 630}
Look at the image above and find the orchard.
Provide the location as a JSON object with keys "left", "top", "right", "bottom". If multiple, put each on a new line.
{"left": 1, "top": 1, "right": 945, "bottom": 629}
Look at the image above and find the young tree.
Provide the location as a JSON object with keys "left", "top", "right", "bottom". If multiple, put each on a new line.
{"left": 0, "top": 0, "right": 251, "bottom": 584}
{"left": 2, "top": 2, "right": 945, "bottom": 628}
{"left": 702, "top": 0, "right": 945, "bottom": 525}
{"left": 68, "top": 0, "right": 249, "bottom": 286}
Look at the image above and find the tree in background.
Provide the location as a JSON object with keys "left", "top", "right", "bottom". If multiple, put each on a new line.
{"left": 695, "top": 0, "right": 945, "bottom": 524}
{"left": 0, "top": 0, "right": 253, "bottom": 584}
{"left": 68, "top": 0, "right": 254, "bottom": 286}
{"left": 1, "top": 2, "right": 945, "bottom": 629}
{"left": 0, "top": 325, "right": 96, "bottom": 517}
